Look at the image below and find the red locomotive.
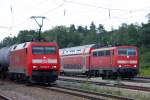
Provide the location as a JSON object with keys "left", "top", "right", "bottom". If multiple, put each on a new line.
{"left": 0, "top": 42, "right": 60, "bottom": 83}
{"left": 60, "top": 44, "right": 139, "bottom": 79}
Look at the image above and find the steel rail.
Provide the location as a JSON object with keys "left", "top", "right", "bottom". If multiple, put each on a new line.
{"left": 37, "top": 85, "right": 134, "bottom": 100}
{"left": 0, "top": 93, "right": 12, "bottom": 100}
{"left": 59, "top": 77, "right": 150, "bottom": 92}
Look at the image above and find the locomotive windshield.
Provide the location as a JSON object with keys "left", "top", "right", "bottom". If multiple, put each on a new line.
{"left": 32, "top": 46, "right": 56, "bottom": 54}
{"left": 118, "top": 48, "right": 136, "bottom": 56}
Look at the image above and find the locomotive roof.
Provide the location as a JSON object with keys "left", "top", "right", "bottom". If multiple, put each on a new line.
{"left": 10, "top": 42, "right": 30, "bottom": 51}
{"left": 59, "top": 44, "right": 129, "bottom": 56}
{"left": 60, "top": 44, "right": 97, "bottom": 56}
{"left": 10, "top": 42, "right": 58, "bottom": 51}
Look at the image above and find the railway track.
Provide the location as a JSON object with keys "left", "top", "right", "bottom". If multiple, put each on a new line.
{"left": 136, "top": 76, "right": 150, "bottom": 79}
{"left": 0, "top": 93, "right": 12, "bottom": 100}
{"left": 59, "top": 76, "right": 150, "bottom": 92}
{"left": 133, "top": 76, "right": 150, "bottom": 83}
{"left": 36, "top": 84, "right": 134, "bottom": 100}
{"left": 0, "top": 78, "right": 148, "bottom": 100}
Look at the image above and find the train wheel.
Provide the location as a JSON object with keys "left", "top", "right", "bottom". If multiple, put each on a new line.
{"left": 101, "top": 74, "right": 107, "bottom": 79}
{"left": 128, "top": 76, "right": 133, "bottom": 80}
{"left": 25, "top": 77, "right": 34, "bottom": 86}
{"left": 110, "top": 75, "right": 117, "bottom": 80}
{"left": 47, "top": 82, "right": 56, "bottom": 86}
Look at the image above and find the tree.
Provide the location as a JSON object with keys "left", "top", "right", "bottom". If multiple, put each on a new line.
{"left": 139, "top": 23, "right": 150, "bottom": 47}
{"left": 89, "top": 21, "right": 96, "bottom": 33}
{"left": 69, "top": 24, "right": 76, "bottom": 32}
{"left": 97, "top": 24, "right": 106, "bottom": 34}
{"left": 146, "top": 13, "right": 150, "bottom": 23}
{"left": 1, "top": 36, "right": 16, "bottom": 47}
{"left": 127, "top": 24, "right": 140, "bottom": 45}
{"left": 17, "top": 30, "right": 37, "bottom": 43}
{"left": 77, "top": 26, "right": 85, "bottom": 33}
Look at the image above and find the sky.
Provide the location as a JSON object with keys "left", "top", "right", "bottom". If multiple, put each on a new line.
{"left": 0, "top": 0, "right": 150, "bottom": 41}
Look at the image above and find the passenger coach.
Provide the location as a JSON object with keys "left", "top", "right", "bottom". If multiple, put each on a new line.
{"left": 60, "top": 44, "right": 139, "bottom": 79}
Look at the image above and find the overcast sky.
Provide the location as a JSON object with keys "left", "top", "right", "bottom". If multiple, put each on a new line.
{"left": 0, "top": 0, "right": 150, "bottom": 41}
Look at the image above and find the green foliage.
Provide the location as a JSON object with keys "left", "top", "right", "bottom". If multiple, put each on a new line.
{"left": 140, "top": 68, "right": 150, "bottom": 76}
{"left": 139, "top": 47, "right": 150, "bottom": 76}
{"left": 0, "top": 21, "right": 145, "bottom": 49}
{"left": 140, "top": 50, "right": 150, "bottom": 69}
{"left": 17, "top": 30, "right": 37, "bottom": 43}
{"left": 89, "top": 21, "right": 96, "bottom": 33}
{"left": 0, "top": 21, "right": 149, "bottom": 49}
{"left": 139, "top": 23, "right": 150, "bottom": 46}
{"left": 0, "top": 36, "right": 17, "bottom": 47}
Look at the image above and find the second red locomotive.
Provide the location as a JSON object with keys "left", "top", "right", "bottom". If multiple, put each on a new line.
{"left": 0, "top": 42, "right": 60, "bottom": 83}
{"left": 60, "top": 44, "right": 139, "bottom": 79}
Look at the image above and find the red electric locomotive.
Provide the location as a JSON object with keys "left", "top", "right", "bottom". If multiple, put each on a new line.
{"left": 60, "top": 44, "right": 139, "bottom": 79}
{"left": 0, "top": 42, "right": 60, "bottom": 83}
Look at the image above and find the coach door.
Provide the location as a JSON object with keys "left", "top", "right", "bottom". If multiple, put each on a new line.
{"left": 110, "top": 50, "right": 114, "bottom": 67}
{"left": 104, "top": 50, "right": 111, "bottom": 67}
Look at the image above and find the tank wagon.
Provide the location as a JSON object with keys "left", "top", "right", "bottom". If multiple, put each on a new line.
{"left": 0, "top": 42, "right": 60, "bottom": 83}
{"left": 60, "top": 44, "right": 139, "bottom": 79}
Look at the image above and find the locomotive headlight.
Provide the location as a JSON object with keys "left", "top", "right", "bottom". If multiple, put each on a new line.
{"left": 134, "top": 65, "right": 137, "bottom": 67}
{"left": 52, "top": 66, "right": 57, "bottom": 69}
{"left": 33, "top": 66, "right": 38, "bottom": 69}
{"left": 119, "top": 65, "right": 122, "bottom": 68}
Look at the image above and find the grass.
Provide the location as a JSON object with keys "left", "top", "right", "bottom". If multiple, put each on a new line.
{"left": 139, "top": 48, "right": 150, "bottom": 77}
{"left": 80, "top": 82, "right": 150, "bottom": 100}
{"left": 139, "top": 66, "right": 150, "bottom": 76}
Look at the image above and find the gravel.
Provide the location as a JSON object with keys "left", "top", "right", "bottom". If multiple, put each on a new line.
{"left": 0, "top": 80, "right": 89, "bottom": 100}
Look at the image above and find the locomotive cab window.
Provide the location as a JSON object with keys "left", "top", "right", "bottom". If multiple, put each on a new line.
{"left": 32, "top": 46, "right": 56, "bottom": 54}
{"left": 127, "top": 48, "right": 136, "bottom": 56}
{"left": 45, "top": 46, "right": 56, "bottom": 54}
{"left": 118, "top": 49, "right": 127, "bottom": 56}
{"left": 118, "top": 48, "right": 136, "bottom": 56}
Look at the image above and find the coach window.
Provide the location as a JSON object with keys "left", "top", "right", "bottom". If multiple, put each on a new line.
{"left": 98, "top": 51, "right": 103, "bottom": 56}
{"left": 105, "top": 50, "right": 110, "bottom": 56}
{"left": 93, "top": 51, "right": 97, "bottom": 56}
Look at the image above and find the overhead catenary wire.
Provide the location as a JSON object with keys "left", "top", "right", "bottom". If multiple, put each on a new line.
{"left": 64, "top": 0, "right": 150, "bottom": 14}
{"left": 40, "top": 2, "right": 65, "bottom": 15}
{"left": 64, "top": 0, "right": 129, "bottom": 11}
{"left": 9, "top": 0, "right": 150, "bottom": 28}
{"left": 1, "top": 0, "right": 150, "bottom": 40}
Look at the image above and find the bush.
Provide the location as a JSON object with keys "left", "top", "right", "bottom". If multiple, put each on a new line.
{"left": 139, "top": 48, "right": 150, "bottom": 76}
